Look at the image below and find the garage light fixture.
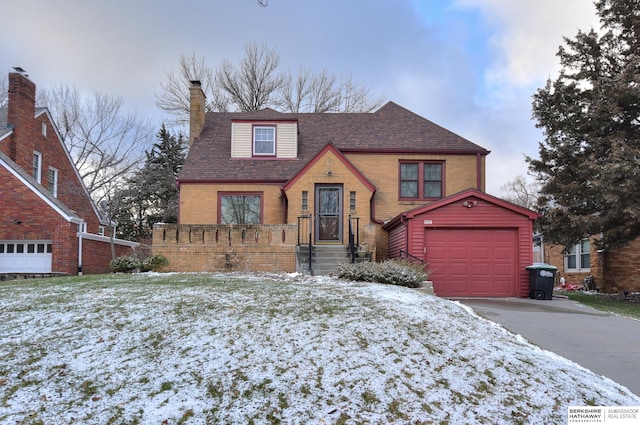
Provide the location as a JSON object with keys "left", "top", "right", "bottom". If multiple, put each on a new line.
{"left": 462, "top": 200, "right": 477, "bottom": 208}
{"left": 14, "top": 218, "right": 22, "bottom": 224}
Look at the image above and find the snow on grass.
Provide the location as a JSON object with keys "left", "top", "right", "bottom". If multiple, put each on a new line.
{"left": 0, "top": 272, "right": 637, "bottom": 424}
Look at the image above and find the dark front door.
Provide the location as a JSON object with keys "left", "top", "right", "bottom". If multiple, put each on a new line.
{"left": 316, "top": 185, "right": 342, "bottom": 243}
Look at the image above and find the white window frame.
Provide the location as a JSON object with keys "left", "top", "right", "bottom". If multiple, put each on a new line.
{"left": 253, "top": 126, "right": 276, "bottom": 156}
{"left": 42, "top": 122, "right": 47, "bottom": 137}
{"left": 48, "top": 167, "right": 58, "bottom": 197}
{"left": 33, "top": 151, "right": 42, "bottom": 183}
{"left": 564, "top": 239, "right": 591, "bottom": 272}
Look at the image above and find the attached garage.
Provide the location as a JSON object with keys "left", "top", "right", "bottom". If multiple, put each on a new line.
{"left": 385, "top": 189, "right": 538, "bottom": 298}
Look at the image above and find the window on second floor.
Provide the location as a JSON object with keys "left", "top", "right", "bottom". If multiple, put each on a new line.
{"left": 219, "top": 193, "right": 262, "bottom": 224}
{"left": 48, "top": 167, "right": 58, "bottom": 197}
{"left": 32, "top": 152, "right": 42, "bottom": 183}
{"left": 399, "top": 161, "right": 443, "bottom": 200}
{"left": 253, "top": 126, "right": 276, "bottom": 156}
{"left": 565, "top": 239, "right": 591, "bottom": 272}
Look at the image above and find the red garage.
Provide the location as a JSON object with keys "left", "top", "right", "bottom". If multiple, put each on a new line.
{"left": 384, "top": 189, "right": 539, "bottom": 297}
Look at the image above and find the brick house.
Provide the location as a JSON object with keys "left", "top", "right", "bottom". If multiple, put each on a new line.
{"left": 0, "top": 70, "right": 137, "bottom": 276}
{"left": 153, "top": 81, "right": 537, "bottom": 297}
{"left": 541, "top": 236, "right": 640, "bottom": 293}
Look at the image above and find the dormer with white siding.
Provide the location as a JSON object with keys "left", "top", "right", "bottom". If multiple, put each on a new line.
{"left": 231, "top": 120, "right": 298, "bottom": 159}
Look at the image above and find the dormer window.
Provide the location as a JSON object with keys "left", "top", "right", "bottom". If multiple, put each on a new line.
{"left": 253, "top": 126, "right": 275, "bottom": 156}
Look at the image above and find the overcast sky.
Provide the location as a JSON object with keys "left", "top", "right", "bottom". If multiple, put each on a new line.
{"left": 1, "top": 0, "right": 600, "bottom": 195}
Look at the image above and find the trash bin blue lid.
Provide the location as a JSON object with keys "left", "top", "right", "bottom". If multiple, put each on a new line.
{"left": 526, "top": 263, "right": 558, "bottom": 271}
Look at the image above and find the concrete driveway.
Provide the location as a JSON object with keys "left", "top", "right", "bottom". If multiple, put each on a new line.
{"left": 456, "top": 296, "right": 640, "bottom": 397}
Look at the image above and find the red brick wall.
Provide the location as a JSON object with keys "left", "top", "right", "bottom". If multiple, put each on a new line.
{"left": 1, "top": 162, "right": 134, "bottom": 274}
{"left": 3, "top": 72, "right": 101, "bottom": 233}
{"left": 81, "top": 238, "right": 132, "bottom": 274}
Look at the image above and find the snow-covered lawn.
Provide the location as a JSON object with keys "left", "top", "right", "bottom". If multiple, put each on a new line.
{"left": 0, "top": 272, "right": 637, "bottom": 424}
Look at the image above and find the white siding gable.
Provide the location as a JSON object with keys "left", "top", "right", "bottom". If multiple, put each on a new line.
{"left": 231, "top": 121, "right": 298, "bottom": 158}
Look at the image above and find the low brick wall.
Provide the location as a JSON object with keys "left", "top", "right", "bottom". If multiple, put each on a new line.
{"left": 152, "top": 224, "right": 298, "bottom": 273}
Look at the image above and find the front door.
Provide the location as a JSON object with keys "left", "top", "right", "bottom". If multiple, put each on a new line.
{"left": 315, "top": 185, "right": 342, "bottom": 243}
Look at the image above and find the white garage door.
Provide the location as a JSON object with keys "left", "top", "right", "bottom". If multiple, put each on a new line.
{"left": 0, "top": 241, "right": 53, "bottom": 273}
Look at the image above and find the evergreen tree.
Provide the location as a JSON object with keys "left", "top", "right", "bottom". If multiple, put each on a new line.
{"left": 114, "top": 125, "right": 186, "bottom": 240}
{"left": 528, "top": 0, "right": 640, "bottom": 250}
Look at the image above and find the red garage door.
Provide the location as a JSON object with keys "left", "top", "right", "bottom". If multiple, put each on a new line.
{"left": 425, "top": 228, "right": 517, "bottom": 297}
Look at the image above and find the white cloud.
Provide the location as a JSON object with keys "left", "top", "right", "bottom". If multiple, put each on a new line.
{"left": 455, "top": 0, "right": 599, "bottom": 88}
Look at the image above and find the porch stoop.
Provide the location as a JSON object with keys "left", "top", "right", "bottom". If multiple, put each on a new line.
{"left": 297, "top": 245, "right": 352, "bottom": 276}
{"left": 415, "top": 280, "right": 434, "bottom": 295}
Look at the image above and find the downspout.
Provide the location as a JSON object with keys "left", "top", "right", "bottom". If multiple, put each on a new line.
{"left": 280, "top": 188, "right": 288, "bottom": 224}
{"left": 369, "top": 190, "right": 384, "bottom": 225}
{"left": 476, "top": 153, "right": 482, "bottom": 190}
{"left": 77, "top": 221, "right": 85, "bottom": 275}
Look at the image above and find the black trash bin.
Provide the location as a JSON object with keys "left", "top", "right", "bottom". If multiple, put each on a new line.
{"left": 526, "top": 264, "right": 557, "bottom": 300}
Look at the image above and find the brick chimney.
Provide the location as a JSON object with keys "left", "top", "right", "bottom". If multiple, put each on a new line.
{"left": 6, "top": 69, "right": 36, "bottom": 162}
{"left": 189, "top": 80, "right": 206, "bottom": 147}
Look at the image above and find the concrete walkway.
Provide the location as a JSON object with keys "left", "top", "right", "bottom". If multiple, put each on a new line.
{"left": 457, "top": 296, "right": 640, "bottom": 397}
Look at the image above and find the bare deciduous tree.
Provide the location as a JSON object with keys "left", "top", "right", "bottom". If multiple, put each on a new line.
{"left": 156, "top": 43, "right": 386, "bottom": 124}
{"left": 39, "top": 84, "right": 154, "bottom": 206}
{"left": 278, "top": 68, "right": 340, "bottom": 113}
{"left": 216, "top": 42, "right": 285, "bottom": 112}
{"left": 0, "top": 72, "right": 7, "bottom": 108}
{"left": 337, "top": 73, "right": 385, "bottom": 113}
{"left": 155, "top": 52, "right": 217, "bottom": 126}
{"left": 500, "top": 174, "right": 540, "bottom": 210}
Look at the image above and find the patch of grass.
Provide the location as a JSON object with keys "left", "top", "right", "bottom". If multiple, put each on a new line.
{"left": 177, "top": 409, "right": 194, "bottom": 425}
{"left": 362, "top": 390, "right": 380, "bottom": 405}
{"left": 388, "top": 399, "right": 408, "bottom": 420}
{"left": 80, "top": 380, "right": 99, "bottom": 400}
{"left": 560, "top": 292, "right": 640, "bottom": 319}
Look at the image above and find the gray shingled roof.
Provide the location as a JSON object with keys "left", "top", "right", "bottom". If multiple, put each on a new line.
{"left": 178, "top": 101, "right": 489, "bottom": 183}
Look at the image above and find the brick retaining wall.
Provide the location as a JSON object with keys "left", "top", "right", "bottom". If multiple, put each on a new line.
{"left": 152, "top": 224, "right": 298, "bottom": 273}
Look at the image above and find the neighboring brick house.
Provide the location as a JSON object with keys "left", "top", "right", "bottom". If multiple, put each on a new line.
{"left": 0, "top": 70, "right": 137, "bottom": 276}
{"left": 153, "top": 81, "right": 536, "bottom": 296}
{"left": 542, "top": 237, "right": 640, "bottom": 293}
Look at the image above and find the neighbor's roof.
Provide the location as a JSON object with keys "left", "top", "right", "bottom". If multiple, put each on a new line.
{"left": 179, "top": 101, "right": 490, "bottom": 183}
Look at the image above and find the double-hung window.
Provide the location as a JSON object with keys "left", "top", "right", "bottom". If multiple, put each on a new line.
{"left": 33, "top": 152, "right": 42, "bottom": 183}
{"left": 219, "top": 193, "right": 262, "bottom": 224}
{"left": 399, "top": 161, "right": 443, "bottom": 199}
{"left": 48, "top": 167, "right": 58, "bottom": 197}
{"left": 565, "top": 239, "right": 591, "bottom": 272}
{"left": 253, "top": 126, "right": 275, "bottom": 156}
